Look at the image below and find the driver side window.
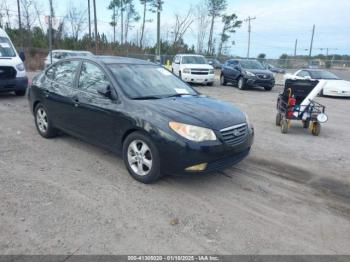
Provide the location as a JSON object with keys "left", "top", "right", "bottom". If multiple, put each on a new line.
{"left": 78, "top": 62, "right": 110, "bottom": 94}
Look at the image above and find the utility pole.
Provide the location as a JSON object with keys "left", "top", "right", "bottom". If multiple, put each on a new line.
{"left": 294, "top": 39, "right": 298, "bottom": 56}
{"left": 156, "top": 0, "right": 161, "bottom": 63}
{"left": 88, "top": 0, "right": 91, "bottom": 39}
{"left": 16, "top": 0, "right": 23, "bottom": 50}
{"left": 244, "top": 16, "right": 256, "bottom": 58}
{"left": 121, "top": 0, "right": 124, "bottom": 45}
{"left": 48, "top": 0, "right": 53, "bottom": 64}
{"left": 93, "top": 0, "right": 98, "bottom": 54}
{"left": 309, "top": 24, "right": 315, "bottom": 58}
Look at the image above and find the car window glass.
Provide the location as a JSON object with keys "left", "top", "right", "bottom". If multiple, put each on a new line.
{"left": 54, "top": 60, "right": 80, "bottom": 86}
{"left": 297, "top": 71, "right": 310, "bottom": 77}
{"left": 46, "top": 64, "right": 57, "bottom": 80}
{"left": 228, "top": 60, "right": 238, "bottom": 66}
{"left": 78, "top": 62, "right": 110, "bottom": 93}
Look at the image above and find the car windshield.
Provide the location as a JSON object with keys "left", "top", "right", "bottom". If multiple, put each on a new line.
{"left": 240, "top": 60, "right": 265, "bottom": 70}
{"left": 310, "top": 70, "right": 339, "bottom": 80}
{"left": 0, "top": 36, "right": 16, "bottom": 57}
{"left": 109, "top": 64, "right": 198, "bottom": 99}
{"left": 182, "top": 56, "right": 207, "bottom": 64}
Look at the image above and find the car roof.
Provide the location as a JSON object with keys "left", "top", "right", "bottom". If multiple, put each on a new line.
{"left": 177, "top": 54, "right": 205, "bottom": 57}
{"left": 61, "top": 55, "right": 156, "bottom": 66}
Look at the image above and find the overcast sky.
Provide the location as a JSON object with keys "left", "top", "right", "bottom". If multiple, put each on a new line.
{"left": 5, "top": 0, "right": 350, "bottom": 58}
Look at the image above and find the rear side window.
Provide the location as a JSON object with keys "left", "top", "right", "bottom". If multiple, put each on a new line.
{"left": 53, "top": 60, "right": 80, "bottom": 86}
{"left": 78, "top": 62, "right": 110, "bottom": 93}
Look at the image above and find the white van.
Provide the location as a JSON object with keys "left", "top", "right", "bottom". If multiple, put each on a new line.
{"left": 0, "top": 27, "right": 28, "bottom": 96}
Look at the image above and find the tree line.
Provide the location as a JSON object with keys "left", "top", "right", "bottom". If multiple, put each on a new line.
{"left": 0, "top": 0, "right": 242, "bottom": 57}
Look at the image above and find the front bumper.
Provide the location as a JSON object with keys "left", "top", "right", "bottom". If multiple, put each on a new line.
{"left": 246, "top": 77, "right": 275, "bottom": 87}
{"left": 0, "top": 76, "right": 28, "bottom": 92}
{"left": 182, "top": 73, "right": 215, "bottom": 84}
{"left": 156, "top": 127, "right": 254, "bottom": 176}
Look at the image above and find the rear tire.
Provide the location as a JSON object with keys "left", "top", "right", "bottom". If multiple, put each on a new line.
{"left": 303, "top": 120, "right": 310, "bottom": 129}
{"left": 220, "top": 74, "right": 227, "bottom": 86}
{"left": 264, "top": 86, "right": 273, "bottom": 91}
{"left": 311, "top": 122, "right": 321, "bottom": 136}
{"left": 207, "top": 82, "right": 214, "bottom": 86}
{"left": 15, "top": 90, "right": 26, "bottom": 96}
{"left": 238, "top": 77, "right": 246, "bottom": 90}
{"left": 276, "top": 113, "right": 282, "bottom": 126}
{"left": 281, "top": 119, "right": 289, "bottom": 134}
{"left": 34, "top": 103, "right": 57, "bottom": 138}
{"left": 123, "top": 131, "right": 162, "bottom": 183}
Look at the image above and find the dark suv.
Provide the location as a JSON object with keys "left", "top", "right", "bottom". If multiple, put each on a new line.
{"left": 220, "top": 59, "right": 275, "bottom": 91}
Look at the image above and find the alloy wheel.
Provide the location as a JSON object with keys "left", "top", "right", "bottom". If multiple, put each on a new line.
{"left": 36, "top": 107, "right": 48, "bottom": 134}
{"left": 127, "top": 140, "right": 153, "bottom": 176}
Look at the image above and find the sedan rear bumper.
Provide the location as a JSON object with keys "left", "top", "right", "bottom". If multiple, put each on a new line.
{"left": 0, "top": 77, "right": 28, "bottom": 93}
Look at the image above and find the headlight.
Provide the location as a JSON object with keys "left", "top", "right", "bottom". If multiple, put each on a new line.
{"left": 245, "top": 71, "right": 255, "bottom": 77}
{"left": 183, "top": 68, "right": 191, "bottom": 74}
{"left": 244, "top": 113, "right": 253, "bottom": 128}
{"left": 209, "top": 69, "right": 214, "bottom": 74}
{"left": 169, "top": 122, "right": 217, "bottom": 142}
{"left": 16, "top": 63, "right": 25, "bottom": 71}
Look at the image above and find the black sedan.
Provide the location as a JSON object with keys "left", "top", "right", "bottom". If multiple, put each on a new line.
{"left": 220, "top": 59, "right": 275, "bottom": 91}
{"left": 28, "top": 56, "right": 254, "bottom": 183}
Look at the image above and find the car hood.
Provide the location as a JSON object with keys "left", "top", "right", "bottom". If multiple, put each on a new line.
{"left": 324, "top": 80, "right": 350, "bottom": 90}
{"left": 139, "top": 96, "right": 246, "bottom": 131}
{"left": 182, "top": 64, "right": 213, "bottom": 70}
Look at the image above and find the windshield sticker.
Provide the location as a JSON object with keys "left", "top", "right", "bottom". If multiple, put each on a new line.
{"left": 157, "top": 67, "right": 172, "bottom": 76}
{"left": 0, "top": 43, "right": 10, "bottom": 48}
{"left": 174, "top": 88, "right": 190, "bottom": 94}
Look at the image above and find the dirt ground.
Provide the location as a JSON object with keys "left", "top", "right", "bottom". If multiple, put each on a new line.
{"left": 0, "top": 72, "right": 349, "bottom": 255}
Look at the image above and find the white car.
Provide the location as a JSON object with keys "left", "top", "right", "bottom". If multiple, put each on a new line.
{"left": 284, "top": 69, "right": 350, "bottom": 97}
{"left": 44, "top": 50, "right": 93, "bottom": 68}
{"left": 172, "top": 54, "right": 215, "bottom": 86}
{"left": 0, "top": 27, "right": 28, "bottom": 96}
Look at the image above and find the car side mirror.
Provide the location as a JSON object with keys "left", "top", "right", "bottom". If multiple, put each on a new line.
{"left": 304, "top": 76, "right": 311, "bottom": 80}
{"left": 208, "top": 61, "right": 213, "bottom": 65}
{"left": 97, "top": 84, "right": 114, "bottom": 99}
{"left": 174, "top": 60, "right": 180, "bottom": 64}
{"left": 19, "top": 51, "right": 26, "bottom": 62}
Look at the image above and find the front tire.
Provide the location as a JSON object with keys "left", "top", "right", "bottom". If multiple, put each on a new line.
{"left": 207, "top": 82, "right": 214, "bottom": 86}
{"left": 34, "top": 103, "right": 57, "bottom": 138}
{"left": 276, "top": 113, "right": 282, "bottom": 126}
{"left": 238, "top": 77, "right": 246, "bottom": 90}
{"left": 123, "top": 131, "right": 162, "bottom": 183}
{"left": 264, "top": 86, "right": 273, "bottom": 91}
{"left": 311, "top": 122, "right": 321, "bottom": 136}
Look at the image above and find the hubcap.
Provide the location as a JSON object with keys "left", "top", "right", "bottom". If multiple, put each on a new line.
{"left": 36, "top": 108, "right": 48, "bottom": 134}
{"left": 127, "top": 140, "right": 152, "bottom": 176}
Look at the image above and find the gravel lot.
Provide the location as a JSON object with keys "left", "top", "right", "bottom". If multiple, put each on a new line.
{"left": 0, "top": 72, "right": 349, "bottom": 255}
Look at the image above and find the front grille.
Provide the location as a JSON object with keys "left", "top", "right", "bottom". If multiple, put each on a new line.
{"left": 220, "top": 123, "right": 248, "bottom": 146}
{"left": 256, "top": 74, "right": 271, "bottom": 80}
{"left": 0, "top": 66, "right": 16, "bottom": 80}
{"left": 191, "top": 69, "right": 209, "bottom": 75}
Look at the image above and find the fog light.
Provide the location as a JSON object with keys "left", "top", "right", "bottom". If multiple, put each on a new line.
{"left": 185, "top": 163, "right": 207, "bottom": 171}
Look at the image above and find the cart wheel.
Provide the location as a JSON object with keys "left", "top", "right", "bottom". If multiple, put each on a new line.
{"left": 281, "top": 119, "right": 289, "bottom": 134}
{"left": 276, "top": 113, "right": 282, "bottom": 126}
{"left": 303, "top": 120, "right": 310, "bottom": 129}
{"left": 311, "top": 122, "right": 321, "bottom": 136}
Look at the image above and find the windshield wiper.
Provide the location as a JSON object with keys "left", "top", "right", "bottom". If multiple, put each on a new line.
{"left": 163, "top": 93, "right": 197, "bottom": 98}
{"left": 132, "top": 95, "right": 162, "bottom": 100}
